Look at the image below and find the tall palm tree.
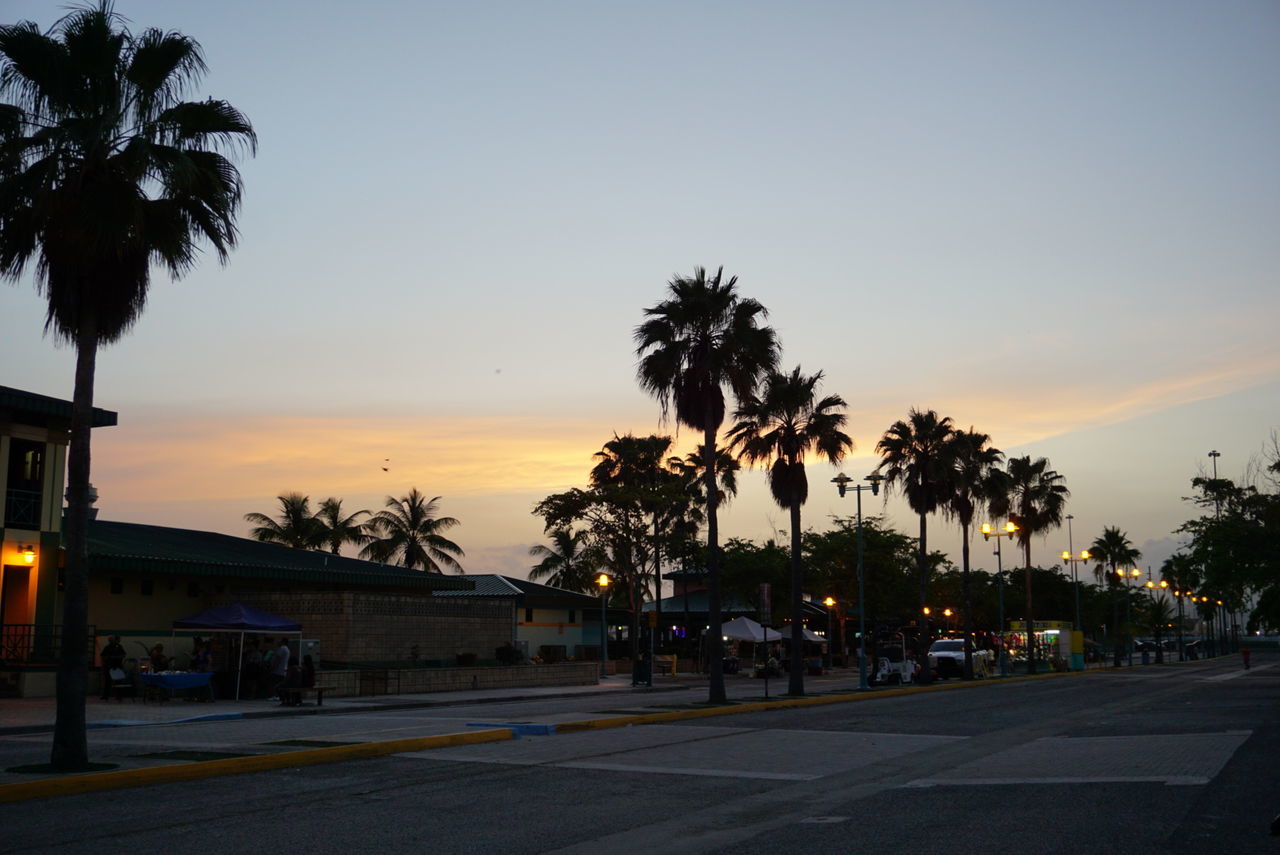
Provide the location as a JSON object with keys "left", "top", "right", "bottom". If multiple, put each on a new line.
{"left": 875, "top": 408, "right": 956, "bottom": 683}
{"left": 313, "top": 497, "right": 371, "bottom": 555}
{"left": 0, "top": 2, "right": 255, "bottom": 769}
{"left": 941, "top": 428, "right": 1004, "bottom": 679}
{"left": 1090, "top": 525, "right": 1143, "bottom": 667}
{"left": 245, "top": 493, "right": 323, "bottom": 549}
{"left": 362, "top": 489, "right": 464, "bottom": 573}
{"left": 728, "top": 366, "right": 853, "bottom": 695}
{"left": 635, "top": 266, "right": 779, "bottom": 703}
{"left": 996, "top": 455, "right": 1070, "bottom": 674}
{"left": 529, "top": 528, "right": 599, "bottom": 593}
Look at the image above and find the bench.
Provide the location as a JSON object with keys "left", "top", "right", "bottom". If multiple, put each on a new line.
{"left": 653, "top": 654, "right": 677, "bottom": 676}
{"left": 278, "top": 686, "right": 329, "bottom": 707}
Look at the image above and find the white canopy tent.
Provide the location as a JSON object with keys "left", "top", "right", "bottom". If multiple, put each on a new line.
{"left": 720, "top": 617, "right": 782, "bottom": 643}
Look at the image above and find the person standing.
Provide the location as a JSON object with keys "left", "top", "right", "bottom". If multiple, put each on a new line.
{"left": 270, "top": 638, "right": 291, "bottom": 699}
{"left": 99, "top": 636, "right": 125, "bottom": 700}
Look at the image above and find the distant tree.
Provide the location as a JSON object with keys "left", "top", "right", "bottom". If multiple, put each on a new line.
{"left": 0, "top": 2, "right": 254, "bottom": 770}
{"left": 313, "top": 497, "right": 370, "bottom": 555}
{"left": 876, "top": 408, "right": 956, "bottom": 682}
{"left": 728, "top": 366, "right": 853, "bottom": 694}
{"left": 529, "top": 528, "right": 600, "bottom": 594}
{"left": 635, "top": 266, "right": 779, "bottom": 704}
{"left": 362, "top": 489, "right": 463, "bottom": 573}
{"left": 245, "top": 493, "right": 323, "bottom": 549}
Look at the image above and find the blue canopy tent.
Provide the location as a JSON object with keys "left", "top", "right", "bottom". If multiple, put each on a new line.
{"left": 172, "top": 604, "right": 302, "bottom": 699}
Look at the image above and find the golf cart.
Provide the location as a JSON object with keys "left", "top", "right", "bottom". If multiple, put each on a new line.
{"left": 872, "top": 634, "right": 917, "bottom": 685}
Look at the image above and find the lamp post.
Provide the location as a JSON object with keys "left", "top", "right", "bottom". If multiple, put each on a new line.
{"left": 995, "top": 570, "right": 1008, "bottom": 677}
{"left": 1061, "top": 550, "right": 1090, "bottom": 632}
{"left": 832, "top": 472, "right": 883, "bottom": 691}
{"left": 1145, "top": 578, "right": 1169, "bottom": 663}
{"left": 596, "top": 573, "right": 611, "bottom": 679}
{"left": 1208, "top": 450, "right": 1221, "bottom": 518}
{"left": 982, "top": 521, "right": 1018, "bottom": 674}
{"left": 822, "top": 596, "right": 836, "bottom": 670}
{"left": 1116, "top": 567, "right": 1141, "bottom": 666}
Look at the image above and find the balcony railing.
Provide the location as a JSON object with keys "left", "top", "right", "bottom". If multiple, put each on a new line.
{"left": 0, "top": 625, "right": 95, "bottom": 665}
{"left": 3, "top": 488, "right": 41, "bottom": 529}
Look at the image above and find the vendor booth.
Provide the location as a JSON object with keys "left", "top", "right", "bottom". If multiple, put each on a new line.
{"left": 172, "top": 604, "right": 303, "bottom": 699}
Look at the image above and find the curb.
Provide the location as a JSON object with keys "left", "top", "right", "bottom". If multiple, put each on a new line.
{"left": 0, "top": 727, "right": 515, "bottom": 804}
{"left": 553, "top": 668, "right": 1065, "bottom": 732}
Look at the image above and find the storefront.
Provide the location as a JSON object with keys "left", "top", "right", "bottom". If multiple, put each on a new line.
{"left": 1006, "top": 620, "right": 1084, "bottom": 671}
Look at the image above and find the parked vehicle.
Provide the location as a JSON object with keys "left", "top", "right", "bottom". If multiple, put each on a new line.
{"left": 927, "top": 638, "right": 993, "bottom": 679}
{"left": 871, "top": 636, "right": 917, "bottom": 685}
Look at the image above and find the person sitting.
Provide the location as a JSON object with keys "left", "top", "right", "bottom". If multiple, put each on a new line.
{"left": 148, "top": 643, "right": 169, "bottom": 671}
{"left": 191, "top": 640, "right": 212, "bottom": 673}
{"left": 278, "top": 661, "right": 303, "bottom": 705}
{"left": 300, "top": 654, "right": 316, "bottom": 689}
{"left": 100, "top": 635, "right": 126, "bottom": 700}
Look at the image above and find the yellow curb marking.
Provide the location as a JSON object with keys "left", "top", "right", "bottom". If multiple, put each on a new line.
{"left": 0, "top": 728, "right": 513, "bottom": 804}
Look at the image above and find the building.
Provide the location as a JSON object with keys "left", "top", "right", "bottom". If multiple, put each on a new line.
{"left": 0, "top": 385, "right": 523, "bottom": 697}
{"left": 436, "top": 574, "right": 608, "bottom": 663}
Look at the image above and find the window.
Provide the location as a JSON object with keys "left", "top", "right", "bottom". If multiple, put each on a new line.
{"left": 568, "top": 610, "right": 576, "bottom": 623}
{"left": 109, "top": 578, "right": 123, "bottom": 595}
{"left": 140, "top": 580, "right": 154, "bottom": 596}
{"left": 524, "top": 608, "right": 534, "bottom": 623}
{"left": 187, "top": 582, "right": 201, "bottom": 597}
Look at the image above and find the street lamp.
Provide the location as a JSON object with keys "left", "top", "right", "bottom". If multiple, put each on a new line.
{"left": 822, "top": 596, "right": 836, "bottom": 669}
{"left": 1208, "top": 450, "right": 1222, "bottom": 518}
{"left": 1145, "top": 579, "right": 1169, "bottom": 663}
{"left": 1115, "top": 567, "right": 1142, "bottom": 666}
{"left": 596, "top": 573, "right": 611, "bottom": 679}
{"left": 1061, "top": 550, "right": 1090, "bottom": 632}
{"left": 982, "top": 521, "right": 1019, "bottom": 674}
{"left": 832, "top": 471, "right": 882, "bottom": 691}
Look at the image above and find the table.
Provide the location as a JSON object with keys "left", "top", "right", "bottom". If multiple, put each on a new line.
{"left": 141, "top": 671, "right": 214, "bottom": 702}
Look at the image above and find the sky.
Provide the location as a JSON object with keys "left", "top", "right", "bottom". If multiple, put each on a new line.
{"left": 3, "top": 1, "right": 1278, "bottom": 598}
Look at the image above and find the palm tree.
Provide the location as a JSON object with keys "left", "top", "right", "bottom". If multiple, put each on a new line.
{"left": 875, "top": 408, "right": 956, "bottom": 682}
{"left": 941, "top": 429, "right": 1004, "bottom": 679}
{"left": 313, "top": 497, "right": 371, "bottom": 555}
{"left": 996, "top": 455, "right": 1070, "bottom": 674}
{"left": 362, "top": 489, "right": 464, "bottom": 573}
{"left": 529, "top": 528, "right": 599, "bottom": 593}
{"left": 245, "top": 493, "right": 323, "bottom": 549}
{"left": 1090, "top": 525, "right": 1143, "bottom": 667}
{"left": 590, "top": 433, "right": 677, "bottom": 656}
{"left": 635, "top": 266, "right": 779, "bottom": 703}
{"left": 0, "top": 2, "right": 255, "bottom": 769}
{"left": 728, "top": 366, "right": 853, "bottom": 695}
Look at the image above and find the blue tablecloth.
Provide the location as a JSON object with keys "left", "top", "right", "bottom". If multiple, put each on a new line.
{"left": 142, "top": 672, "right": 213, "bottom": 690}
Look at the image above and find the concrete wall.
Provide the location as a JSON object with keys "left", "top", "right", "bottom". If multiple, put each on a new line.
{"left": 223, "top": 590, "right": 516, "bottom": 666}
{"left": 314, "top": 661, "right": 600, "bottom": 697}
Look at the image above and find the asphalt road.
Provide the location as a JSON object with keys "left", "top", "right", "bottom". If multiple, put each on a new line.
{"left": 3, "top": 656, "right": 1276, "bottom": 855}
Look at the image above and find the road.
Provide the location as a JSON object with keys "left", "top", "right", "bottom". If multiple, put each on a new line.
{"left": 2, "top": 656, "right": 1276, "bottom": 855}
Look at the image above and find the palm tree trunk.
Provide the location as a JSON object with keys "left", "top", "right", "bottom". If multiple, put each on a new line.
{"left": 652, "top": 518, "right": 662, "bottom": 655}
{"left": 1024, "top": 541, "right": 1036, "bottom": 675}
{"left": 961, "top": 522, "right": 973, "bottom": 680}
{"left": 51, "top": 323, "right": 97, "bottom": 770}
{"left": 788, "top": 499, "right": 804, "bottom": 696}
{"left": 917, "top": 512, "right": 932, "bottom": 683}
{"left": 704, "top": 422, "right": 726, "bottom": 704}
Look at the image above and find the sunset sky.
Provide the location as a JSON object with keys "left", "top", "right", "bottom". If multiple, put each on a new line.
{"left": 3, "top": 1, "right": 1277, "bottom": 594}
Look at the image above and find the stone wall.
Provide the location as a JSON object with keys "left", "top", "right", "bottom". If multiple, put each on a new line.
{"left": 220, "top": 590, "right": 516, "bottom": 666}
{"left": 316, "top": 662, "right": 600, "bottom": 697}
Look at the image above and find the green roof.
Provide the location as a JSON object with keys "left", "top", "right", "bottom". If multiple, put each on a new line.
{"left": 86, "top": 519, "right": 472, "bottom": 590}
{"left": 436, "top": 574, "right": 601, "bottom": 609}
{"left": 0, "top": 385, "right": 117, "bottom": 428}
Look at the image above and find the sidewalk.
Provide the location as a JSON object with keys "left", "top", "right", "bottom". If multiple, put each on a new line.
{"left": 0, "top": 674, "right": 689, "bottom": 736}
